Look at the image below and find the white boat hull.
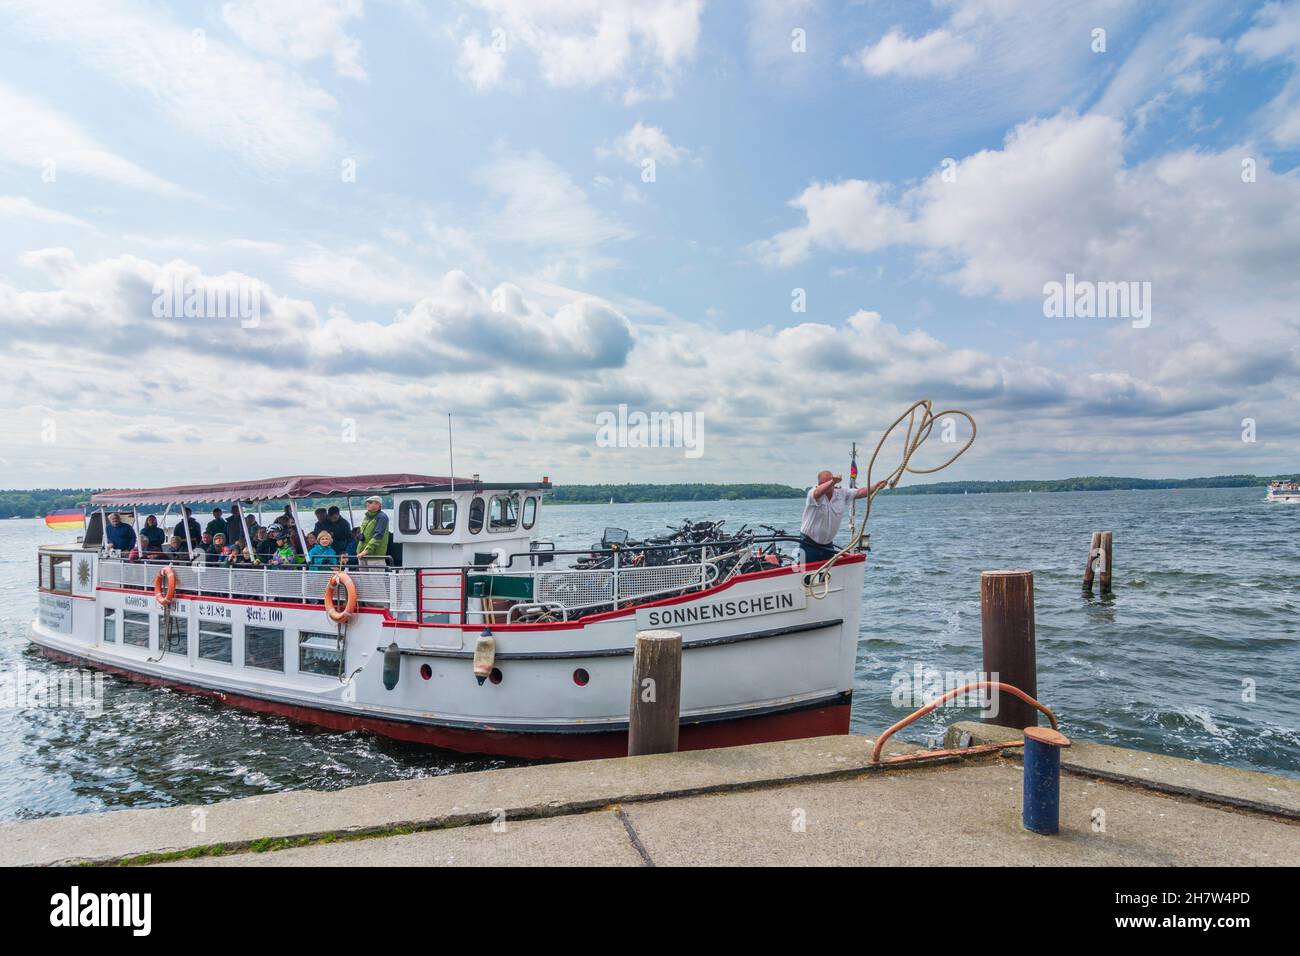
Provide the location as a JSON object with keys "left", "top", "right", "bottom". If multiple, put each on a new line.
{"left": 30, "top": 552, "right": 865, "bottom": 759}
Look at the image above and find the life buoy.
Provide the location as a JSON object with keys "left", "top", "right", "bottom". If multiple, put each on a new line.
{"left": 326, "top": 570, "right": 357, "bottom": 622}
{"left": 154, "top": 565, "right": 177, "bottom": 607}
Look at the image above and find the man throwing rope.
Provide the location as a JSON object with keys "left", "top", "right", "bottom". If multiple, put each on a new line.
{"left": 799, "top": 471, "right": 887, "bottom": 563}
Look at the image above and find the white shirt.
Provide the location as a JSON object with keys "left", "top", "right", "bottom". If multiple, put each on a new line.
{"left": 801, "top": 485, "right": 855, "bottom": 545}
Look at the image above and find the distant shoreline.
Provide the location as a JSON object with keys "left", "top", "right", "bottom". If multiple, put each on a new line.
{"left": 1, "top": 475, "right": 1292, "bottom": 517}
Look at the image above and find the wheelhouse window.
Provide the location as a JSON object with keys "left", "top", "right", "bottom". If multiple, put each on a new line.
{"left": 397, "top": 499, "right": 422, "bottom": 535}
{"left": 102, "top": 608, "right": 116, "bottom": 644}
{"left": 488, "top": 495, "right": 518, "bottom": 532}
{"left": 468, "top": 497, "right": 485, "bottom": 534}
{"left": 521, "top": 496, "right": 537, "bottom": 529}
{"left": 246, "top": 626, "right": 284, "bottom": 671}
{"left": 426, "top": 499, "right": 456, "bottom": 534}
{"left": 198, "top": 620, "right": 233, "bottom": 664}
{"left": 298, "top": 631, "right": 342, "bottom": 677}
{"left": 122, "top": 610, "right": 151, "bottom": 648}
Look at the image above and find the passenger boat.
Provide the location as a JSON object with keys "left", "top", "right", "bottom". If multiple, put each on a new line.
{"left": 30, "top": 474, "right": 864, "bottom": 759}
{"left": 1266, "top": 480, "right": 1300, "bottom": 503}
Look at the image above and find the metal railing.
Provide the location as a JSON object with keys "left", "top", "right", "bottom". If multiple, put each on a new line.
{"left": 97, "top": 533, "right": 810, "bottom": 625}
{"left": 97, "top": 557, "right": 417, "bottom": 615}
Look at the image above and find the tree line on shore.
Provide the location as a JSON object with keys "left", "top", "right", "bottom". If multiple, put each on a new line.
{"left": 1, "top": 474, "right": 1296, "bottom": 517}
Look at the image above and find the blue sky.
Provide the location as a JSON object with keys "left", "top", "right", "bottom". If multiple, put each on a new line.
{"left": 1, "top": 0, "right": 1299, "bottom": 489}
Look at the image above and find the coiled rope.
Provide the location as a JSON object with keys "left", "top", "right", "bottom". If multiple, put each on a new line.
{"left": 807, "top": 399, "right": 976, "bottom": 595}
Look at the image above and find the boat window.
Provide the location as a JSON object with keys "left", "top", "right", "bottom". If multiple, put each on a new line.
{"left": 522, "top": 496, "right": 537, "bottom": 529}
{"left": 397, "top": 499, "right": 422, "bottom": 535}
{"left": 246, "top": 625, "right": 284, "bottom": 671}
{"left": 51, "top": 556, "right": 72, "bottom": 593}
{"left": 299, "top": 631, "right": 342, "bottom": 677}
{"left": 163, "top": 614, "right": 187, "bottom": 657}
{"left": 488, "top": 495, "right": 518, "bottom": 532}
{"left": 102, "top": 608, "right": 116, "bottom": 644}
{"left": 468, "top": 497, "right": 485, "bottom": 534}
{"left": 426, "top": 499, "right": 456, "bottom": 534}
{"left": 123, "top": 610, "right": 151, "bottom": 648}
{"left": 39, "top": 554, "right": 73, "bottom": 593}
{"left": 198, "top": 620, "right": 233, "bottom": 664}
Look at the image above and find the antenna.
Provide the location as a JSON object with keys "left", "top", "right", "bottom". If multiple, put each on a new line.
{"left": 448, "top": 413, "right": 456, "bottom": 492}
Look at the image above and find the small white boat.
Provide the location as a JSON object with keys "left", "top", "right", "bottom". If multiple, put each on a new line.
{"left": 31, "top": 473, "right": 863, "bottom": 760}
{"left": 1266, "top": 480, "right": 1300, "bottom": 503}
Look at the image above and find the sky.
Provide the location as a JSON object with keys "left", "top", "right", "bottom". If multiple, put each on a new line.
{"left": 1, "top": 0, "right": 1299, "bottom": 490}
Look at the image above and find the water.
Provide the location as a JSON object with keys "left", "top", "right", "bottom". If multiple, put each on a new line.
{"left": 2, "top": 487, "right": 1297, "bottom": 820}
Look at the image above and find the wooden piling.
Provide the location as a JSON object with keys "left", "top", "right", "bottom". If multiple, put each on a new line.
{"left": 1082, "top": 531, "right": 1101, "bottom": 593}
{"left": 1098, "top": 531, "right": 1113, "bottom": 595}
{"left": 628, "top": 629, "right": 682, "bottom": 756}
{"left": 980, "top": 570, "right": 1038, "bottom": 730}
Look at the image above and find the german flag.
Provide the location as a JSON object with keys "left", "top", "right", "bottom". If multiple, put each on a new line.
{"left": 45, "top": 508, "right": 85, "bottom": 530}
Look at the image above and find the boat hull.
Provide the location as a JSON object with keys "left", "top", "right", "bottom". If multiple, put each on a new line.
{"left": 31, "top": 549, "right": 865, "bottom": 760}
{"left": 33, "top": 641, "right": 850, "bottom": 759}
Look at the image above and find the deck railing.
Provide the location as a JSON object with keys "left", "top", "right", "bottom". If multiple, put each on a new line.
{"left": 97, "top": 558, "right": 418, "bottom": 616}
{"left": 97, "top": 534, "right": 804, "bottom": 625}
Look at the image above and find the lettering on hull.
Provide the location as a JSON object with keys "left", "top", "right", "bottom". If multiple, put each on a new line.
{"left": 636, "top": 589, "right": 806, "bottom": 630}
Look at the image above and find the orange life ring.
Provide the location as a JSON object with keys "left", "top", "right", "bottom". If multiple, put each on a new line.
{"left": 325, "top": 570, "right": 357, "bottom": 622}
{"left": 154, "top": 565, "right": 177, "bottom": 607}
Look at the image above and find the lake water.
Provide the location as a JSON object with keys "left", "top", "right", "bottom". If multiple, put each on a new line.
{"left": 2, "top": 486, "right": 1297, "bottom": 820}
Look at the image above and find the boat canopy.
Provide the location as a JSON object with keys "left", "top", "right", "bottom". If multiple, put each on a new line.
{"left": 90, "top": 473, "right": 550, "bottom": 507}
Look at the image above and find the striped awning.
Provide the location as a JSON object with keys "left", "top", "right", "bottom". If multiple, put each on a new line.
{"left": 89, "top": 474, "right": 473, "bottom": 507}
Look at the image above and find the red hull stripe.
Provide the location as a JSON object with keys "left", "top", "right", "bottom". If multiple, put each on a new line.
{"left": 35, "top": 644, "right": 851, "bottom": 760}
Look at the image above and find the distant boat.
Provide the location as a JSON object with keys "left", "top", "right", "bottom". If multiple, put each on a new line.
{"left": 610, "top": 497, "right": 615, "bottom": 505}
{"left": 1266, "top": 480, "right": 1300, "bottom": 503}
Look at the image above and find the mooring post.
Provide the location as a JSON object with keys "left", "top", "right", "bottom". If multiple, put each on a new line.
{"left": 1098, "top": 531, "right": 1113, "bottom": 595}
{"left": 628, "top": 629, "right": 682, "bottom": 756}
{"left": 1022, "top": 726, "right": 1071, "bottom": 834}
{"left": 1082, "top": 531, "right": 1101, "bottom": 593}
{"left": 980, "top": 570, "right": 1038, "bottom": 730}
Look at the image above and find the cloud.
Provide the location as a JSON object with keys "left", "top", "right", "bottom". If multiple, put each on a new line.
{"left": 749, "top": 179, "right": 911, "bottom": 267}
{"left": 599, "top": 122, "right": 692, "bottom": 165}
{"left": 0, "top": 196, "right": 94, "bottom": 231}
{"left": 3, "top": 0, "right": 342, "bottom": 173}
{"left": 222, "top": 0, "right": 368, "bottom": 79}
{"left": 846, "top": 28, "right": 976, "bottom": 79}
{"left": 0, "top": 82, "right": 190, "bottom": 197}
{"left": 752, "top": 110, "right": 1300, "bottom": 324}
{"left": 457, "top": 0, "right": 703, "bottom": 100}
{"left": 1237, "top": 1, "right": 1300, "bottom": 146}
{"left": 458, "top": 32, "right": 509, "bottom": 90}
{"left": 477, "top": 150, "right": 633, "bottom": 254}
{"left": 310, "top": 271, "right": 635, "bottom": 373}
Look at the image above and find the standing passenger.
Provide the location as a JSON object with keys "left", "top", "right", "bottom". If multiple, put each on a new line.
{"left": 357, "top": 496, "right": 390, "bottom": 565}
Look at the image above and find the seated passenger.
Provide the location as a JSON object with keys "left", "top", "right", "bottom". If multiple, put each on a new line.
{"left": 311, "top": 507, "right": 329, "bottom": 535}
{"left": 140, "top": 515, "right": 165, "bottom": 551}
{"left": 269, "top": 531, "right": 297, "bottom": 567}
{"left": 104, "top": 512, "right": 137, "bottom": 553}
{"left": 253, "top": 526, "right": 276, "bottom": 561}
{"left": 163, "top": 535, "right": 185, "bottom": 557}
{"left": 207, "top": 532, "right": 227, "bottom": 565}
{"left": 308, "top": 531, "right": 339, "bottom": 569}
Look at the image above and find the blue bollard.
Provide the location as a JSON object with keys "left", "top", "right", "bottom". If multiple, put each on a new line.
{"left": 1022, "top": 726, "right": 1071, "bottom": 834}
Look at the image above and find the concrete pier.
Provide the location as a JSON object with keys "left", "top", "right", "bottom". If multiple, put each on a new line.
{"left": 2, "top": 727, "right": 1297, "bottom": 867}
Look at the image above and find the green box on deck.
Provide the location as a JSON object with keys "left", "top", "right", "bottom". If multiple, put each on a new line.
{"left": 467, "top": 574, "right": 534, "bottom": 601}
